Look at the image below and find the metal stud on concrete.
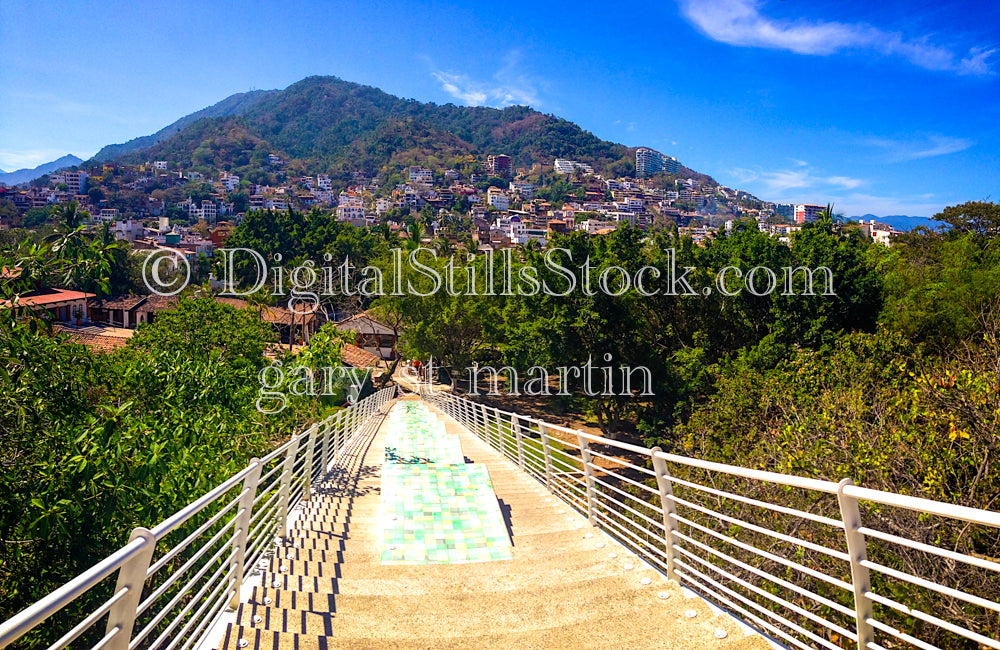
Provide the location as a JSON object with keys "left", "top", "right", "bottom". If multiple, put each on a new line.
{"left": 658, "top": 591, "right": 670, "bottom": 599}
{"left": 238, "top": 639, "right": 249, "bottom": 648}
{"left": 640, "top": 577, "right": 652, "bottom": 585}
{"left": 715, "top": 629, "right": 728, "bottom": 639}
{"left": 685, "top": 609, "right": 697, "bottom": 619}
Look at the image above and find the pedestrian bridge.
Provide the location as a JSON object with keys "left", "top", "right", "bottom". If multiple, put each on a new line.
{"left": 1, "top": 387, "right": 998, "bottom": 650}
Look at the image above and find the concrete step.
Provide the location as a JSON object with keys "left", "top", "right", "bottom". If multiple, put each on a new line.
{"left": 234, "top": 603, "right": 335, "bottom": 636}
{"left": 219, "top": 610, "right": 770, "bottom": 649}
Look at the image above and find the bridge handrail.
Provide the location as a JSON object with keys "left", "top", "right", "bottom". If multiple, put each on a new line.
{"left": 420, "top": 387, "right": 1000, "bottom": 650}
{"left": 0, "top": 386, "right": 397, "bottom": 650}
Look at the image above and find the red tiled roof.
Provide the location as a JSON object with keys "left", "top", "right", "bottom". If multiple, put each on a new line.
{"left": 89, "top": 295, "right": 147, "bottom": 310}
{"left": 340, "top": 343, "right": 380, "bottom": 369}
{"left": 2, "top": 288, "right": 90, "bottom": 308}
{"left": 53, "top": 325, "right": 131, "bottom": 353}
{"left": 215, "top": 297, "right": 316, "bottom": 327}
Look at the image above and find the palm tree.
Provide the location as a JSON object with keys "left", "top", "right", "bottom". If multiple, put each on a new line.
{"left": 58, "top": 201, "right": 82, "bottom": 230}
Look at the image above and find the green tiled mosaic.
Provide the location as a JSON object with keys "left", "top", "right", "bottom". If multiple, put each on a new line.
{"left": 379, "top": 402, "right": 513, "bottom": 565}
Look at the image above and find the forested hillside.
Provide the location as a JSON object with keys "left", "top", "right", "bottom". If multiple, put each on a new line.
{"left": 104, "top": 76, "right": 641, "bottom": 179}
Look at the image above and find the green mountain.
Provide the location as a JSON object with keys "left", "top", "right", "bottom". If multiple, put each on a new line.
{"left": 92, "top": 89, "right": 279, "bottom": 162}
{"left": 99, "top": 76, "right": 667, "bottom": 180}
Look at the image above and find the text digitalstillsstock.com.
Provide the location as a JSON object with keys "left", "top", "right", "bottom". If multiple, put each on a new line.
{"left": 144, "top": 247, "right": 836, "bottom": 313}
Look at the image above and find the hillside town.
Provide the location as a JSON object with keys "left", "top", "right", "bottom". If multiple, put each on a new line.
{"left": 0, "top": 147, "right": 901, "bottom": 260}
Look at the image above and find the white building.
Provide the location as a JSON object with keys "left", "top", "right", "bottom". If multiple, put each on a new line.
{"left": 487, "top": 188, "right": 509, "bottom": 211}
{"left": 114, "top": 219, "right": 145, "bottom": 242}
{"left": 553, "top": 159, "right": 594, "bottom": 175}
{"left": 219, "top": 172, "right": 240, "bottom": 192}
{"left": 317, "top": 175, "right": 332, "bottom": 190}
{"left": 509, "top": 181, "right": 535, "bottom": 199}
{"left": 408, "top": 167, "right": 434, "bottom": 184}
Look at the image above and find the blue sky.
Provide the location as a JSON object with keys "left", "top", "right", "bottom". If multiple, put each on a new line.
{"left": 1, "top": 0, "right": 997, "bottom": 216}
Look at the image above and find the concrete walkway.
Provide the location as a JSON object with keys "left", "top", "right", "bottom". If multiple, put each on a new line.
{"left": 217, "top": 397, "right": 771, "bottom": 649}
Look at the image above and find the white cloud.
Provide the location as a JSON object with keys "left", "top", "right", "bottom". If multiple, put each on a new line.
{"left": 865, "top": 134, "right": 975, "bottom": 162}
{"left": 430, "top": 51, "right": 544, "bottom": 108}
{"left": 430, "top": 72, "right": 489, "bottom": 105}
{"left": 678, "top": 0, "right": 996, "bottom": 75}
{"left": 726, "top": 163, "right": 866, "bottom": 203}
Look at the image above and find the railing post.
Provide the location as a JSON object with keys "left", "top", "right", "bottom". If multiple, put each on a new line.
{"left": 303, "top": 425, "right": 317, "bottom": 501}
{"left": 838, "top": 478, "right": 875, "bottom": 650}
{"left": 578, "top": 431, "right": 598, "bottom": 526}
{"left": 334, "top": 409, "right": 345, "bottom": 453}
{"left": 513, "top": 414, "right": 525, "bottom": 471}
{"left": 539, "top": 423, "right": 554, "bottom": 492}
{"left": 277, "top": 435, "right": 300, "bottom": 539}
{"left": 105, "top": 527, "right": 156, "bottom": 650}
{"left": 487, "top": 406, "right": 497, "bottom": 449}
{"left": 650, "top": 447, "right": 679, "bottom": 582}
{"left": 321, "top": 418, "right": 332, "bottom": 471}
{"left": 229, "top": 459, "right": 262, "bottom": 607}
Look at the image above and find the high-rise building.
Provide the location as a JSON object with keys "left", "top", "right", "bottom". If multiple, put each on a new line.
{"left": 635, "top": 148, "right": 679, "bottom": 178}
{"left": 487, "top": 154, "right": 513, "bottom": 177}
{"left": 793, "top": 204, "right": 825, "bottom": 224}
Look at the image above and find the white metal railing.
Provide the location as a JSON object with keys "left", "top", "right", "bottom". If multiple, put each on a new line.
{"left": 421, "top": 387, "right": 1000, "bottom": 650}
{"left": 0, "top": 386, "right": 396, "bottom": 650}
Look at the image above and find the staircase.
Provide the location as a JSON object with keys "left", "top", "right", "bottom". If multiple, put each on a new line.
{"left": 217, "top": 397, "right": 771, "bottom": 649}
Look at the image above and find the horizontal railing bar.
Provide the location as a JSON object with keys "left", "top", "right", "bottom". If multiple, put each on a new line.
{"left": 674, "top": 557, "right": 844, "bottom": 650}
{"left": 673, "top": 541, "right": 857, "bottom": 641}
{"left": 137, "top": 510, "right": 239, "bottom": 617}
{"left": 866, "top": 617, "right": 943, "bottom": 650}
{"left": 586, "top": 449, "right": 657, "bottom": 477}
{"left": 672, "top": 512, "right": 852, "bottom": 592}
{"left": 178, "top": 579, "right": 236, "bottom": 650}
{"left": 146, "top": 489, "right": 245, "bottom": 578}
{"left": 857, "top": 526, "right": 1000, "bottom": 574}
{"left": 674, "top": 566, "right": 816, "bottom": 650}
{"left": 141, "top": 544, "right": 237, "bottom": 650}
{"left": 666, "top": 474, "right": 845, "bottom": 529}
{"left": 669, "top": 493, "right": 850, "bottom": 562}
{"left": 256, "top": 462, "right": 284, "bottom": 488}
{"left": 842, "top": 485, "right": 1000, "bottom": 528}
{"left": 0, "top": 535, "right": 149, "bottom": 649}
{"left": 155, "top": 561, "right": 234, "bottom": 650}
{"left": 590, "top": 465, "right": 660, "bottom": 496}
{"left": 656, "top": 451, "right": 840, "bottom": 494}
{"left": 89, "top": 626, "right": 120, "bottom": 650}
{"left": 592, "top": 509, "right": 670, "bottom": 559}
{"left": 149, "top": 470, "right": 249, "bottom": 541}
{"left": 591, "top": 475, "right": 663, "bottom": 511}
{"left": 865, "top": 591, "right": 1000, "bottom": 650}
{"left": 249, "top": 490, "right": 283, "bottom": 528}
{"left": 671, "top": 530, "right": 855, "bottom": 618}
{"left": 45, "top": 586, "right": 128, "bottom": 650}
{"left": 861, "top": 559, "right": 1000, "bottom": 614}
{"left": 591, "top": 488, "right": 667, "bottom": 531}
{"left": 131, "top": 539, "right": 235, "bottom": 646}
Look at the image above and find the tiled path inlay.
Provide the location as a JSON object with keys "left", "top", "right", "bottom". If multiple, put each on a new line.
{"left": 379, "top": 401, "right": 512, "bottom": 564}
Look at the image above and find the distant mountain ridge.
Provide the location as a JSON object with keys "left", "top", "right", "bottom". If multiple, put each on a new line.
{"left": 92, "top": 89, "right": 279, "bottom": 162}
{"left": 848, "top": 214, "right": 941, "bottom": 231}
{"left": 0, "top": 155, "right": 84, "bottom": 186}
{"left": 97, "top": 76, "right": 705, "bottom": 182}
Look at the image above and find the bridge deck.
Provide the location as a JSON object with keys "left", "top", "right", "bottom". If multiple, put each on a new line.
{"left": 217, "top": 397, "right": 770, "bottom": 649}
